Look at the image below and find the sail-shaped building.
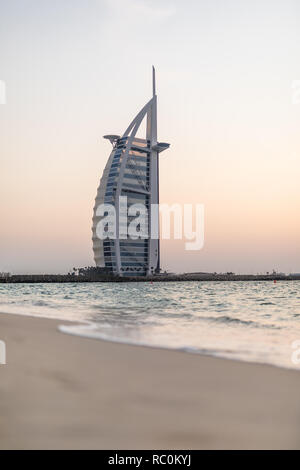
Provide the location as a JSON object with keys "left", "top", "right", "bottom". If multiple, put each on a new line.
{"left": 92, "top": 68, "right": 169, "bottom": 277}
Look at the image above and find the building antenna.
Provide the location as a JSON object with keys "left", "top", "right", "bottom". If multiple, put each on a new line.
{"left": 152, "top": 65, "right": 156, "bottom": 97}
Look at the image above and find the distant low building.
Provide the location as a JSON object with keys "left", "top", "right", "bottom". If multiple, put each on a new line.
{"left": 0, "top": 272, "right": 11, "bottom": 278}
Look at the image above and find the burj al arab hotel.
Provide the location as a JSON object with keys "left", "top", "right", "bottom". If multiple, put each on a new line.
{"left": 92, "top": 68, "right": 170, "bottom": 277}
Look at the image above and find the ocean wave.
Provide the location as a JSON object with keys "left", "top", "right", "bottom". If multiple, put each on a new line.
{"left": 200, "top": 315, "right": 281, "bottom": 329}
{"left": 57, "top": 323, "right": 293, "bottom": 370}
{"left": 259, "top": 302, "right": 276, "bottom": 305}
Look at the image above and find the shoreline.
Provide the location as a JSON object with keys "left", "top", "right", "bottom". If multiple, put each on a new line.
{"left": 58, "top": 321, "right": 299, "bottom": 373}
{"left": 1, "top": 274, "right": 300, "bottom": 283}
{"left": 0, "top": 308, "right": 297, "bottom": 372}
{"left": 0, "top": 312, "right": 300, "bottom": 449}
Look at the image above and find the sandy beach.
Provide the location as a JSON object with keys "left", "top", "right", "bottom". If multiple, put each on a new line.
{"left": 0, "top": 312, "right": 299, "bottom": 449}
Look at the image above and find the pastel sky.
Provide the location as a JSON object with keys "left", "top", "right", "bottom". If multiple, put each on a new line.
{"left": 0, "top": 0, "right": 300, "bottom": 274}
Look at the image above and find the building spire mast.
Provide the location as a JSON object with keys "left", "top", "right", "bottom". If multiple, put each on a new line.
{"left": 152, "top": 65, "right": 156, "bottom": 97}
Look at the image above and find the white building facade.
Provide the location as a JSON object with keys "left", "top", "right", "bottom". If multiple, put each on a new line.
{"left": 92, "top": 68, "right": 169, "bottom": 277}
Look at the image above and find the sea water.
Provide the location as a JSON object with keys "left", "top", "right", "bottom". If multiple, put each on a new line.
{"left": 0, "top": 281, "right": 300, "bottom": 369}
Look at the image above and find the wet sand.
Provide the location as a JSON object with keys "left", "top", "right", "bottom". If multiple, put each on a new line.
{"left": 0, "top": 312, "right": 299, "bottom": 449}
